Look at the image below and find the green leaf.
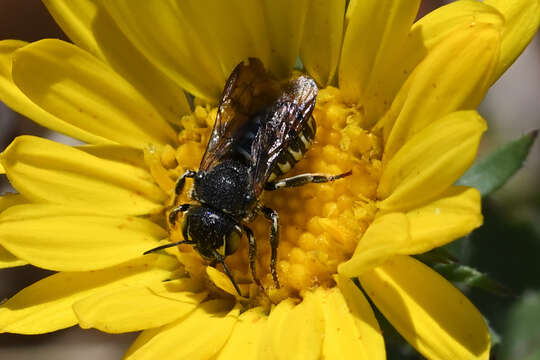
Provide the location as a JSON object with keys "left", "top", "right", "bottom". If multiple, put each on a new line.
{"left": 456, "top": 130, "right": 538, "bottom": 196}
{"left": 431, "top": 263, "right": 511, "bottom": 297}
{"left": 501, "top": 291, "right": 540, "bottom": 360}
{"left": 487, "top": 323, "right": 501, "bottom": 348}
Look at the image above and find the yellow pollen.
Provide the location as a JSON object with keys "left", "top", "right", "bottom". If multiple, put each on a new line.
{"left": 147, "top": 87, "right": 382, "bottom": 305}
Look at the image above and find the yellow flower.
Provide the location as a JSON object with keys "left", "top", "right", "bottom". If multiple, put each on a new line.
{"left": 0, "top": 1, "right": 538, "bottom": 359}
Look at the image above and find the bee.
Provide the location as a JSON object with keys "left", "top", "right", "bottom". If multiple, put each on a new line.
{"left": 145, "top": 58, "right": 351, "bottom": 296}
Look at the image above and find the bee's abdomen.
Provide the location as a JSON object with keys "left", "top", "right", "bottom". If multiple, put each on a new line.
{"left": 268, "top": 116, "right": 316, "bottom": 182}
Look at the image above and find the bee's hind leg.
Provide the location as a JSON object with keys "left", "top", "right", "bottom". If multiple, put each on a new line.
{"left": 264, "top": 170, "right": 352, "bottom": 191}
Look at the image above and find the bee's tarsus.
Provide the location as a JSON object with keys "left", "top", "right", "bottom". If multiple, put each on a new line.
{"left": 265, "top": 170, "right": 353, "bottom": 191}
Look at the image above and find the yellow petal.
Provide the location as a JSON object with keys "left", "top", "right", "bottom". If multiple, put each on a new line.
{"left": 262, "top": 293, "right": 324, "bottom": 360}
{"left": 125, "top": 301, "right": 238, "bottom": 360}
{"left": 11, "top": 39, "right": 177, "bottom": 147}
{"left": 359, "top": 256, "right": 490, "bottom": 360}
{"left": 0, "top": 246, "right": 26, "bottom": 269}
{"left": 335, "top": 275, "right": 385, "bottom": 360}
{"left": 1, "top": 136, "right": 165, "bottom": 215}
{"left": 261, "top": 0, "right": 310, "bottom": 78}
{"left": 379, "top": 111, "right": 487, "bottom": 212}
{"left": 43, "top": 0, "right": 191, "bottom": 125}
{"left": 99, "top": 0, "right": 226, "bottom": 101}
{"left": 0, "top": 193, "right": 25, "bottom": 212}
{"left": 338, "top": 213, "right": 409, "bottom": 278}
{"left": 382, "top": 23, "right": 500, "bottom": 159}
{"left": 485, "top": 0, "right": 540, "bottom": 81}
{"left": 315, "top": 281, "right": 385, "bottom": 360}
{"left": 73, "top": 279, "right": 207, "bottom": 333}
{"left": 402, "top": 186, "right": 482, "bottom": 254}
{"left": 206, "top": 266, "right": 247, "bottom": 299}
{"left": 0, "top": 162, "right": 4, "bottom": 174}
{"left": 0, "top": 204, "right": 167, "bottom": 271}
{"left": 1, "top": 40, "right": 105, "bottom": 144}
{"left": 339, "top": 0, "right": 421, "bottom": 122}
{"left": 0, "top": 255, "right": 177, "bottom": 334}
{"left": 412, "top": 1, "right": 504, "bottom": 51}
{"left": 381, "top": 0, "right": 503, "bottom": 110}
{"left": 216, "top": 308, "right": 267, "bottom": 360}
{"left": 41, "top": 0, "right": 105, "bottom": 59}
{"left": 77, "top": 143, "right": 147, "bottom": 168}
{"left": 258, "top": 299, "right": 296, "bottom": 360}
{"left": 101, "top": 1, "right": 309, "bottom": 99}
{"left": 0, "top": 194, "right": 27, "bottom": 268}
{"left": 300, "top": 0, "right": 345, "bottom": 86}
{"left": 170, "top": 1, "right": 275, "bottom": 83}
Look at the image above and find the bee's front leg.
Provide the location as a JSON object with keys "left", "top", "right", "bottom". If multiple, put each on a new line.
{"left": 211, "top": 250, "right": 242, "bottom": 297}
{"left": 172, "top": 170, "right": 197, "bottom": 204}
{"left": 243, "top": 225, "right": 264, "bottom": 291}
{"left": 168, "top": 203, "right": 192, "bottom": 225}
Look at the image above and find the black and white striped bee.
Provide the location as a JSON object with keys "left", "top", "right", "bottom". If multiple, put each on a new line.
{"left": 145, "top": 58, "right": 351, "bottom": 296}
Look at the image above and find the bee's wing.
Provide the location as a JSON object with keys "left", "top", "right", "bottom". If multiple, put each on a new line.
{"left": 250, "top": 76, "right": 318, "bottom": 196}
{"left": 199, "top": 58, "right": 279, "bottom": 171}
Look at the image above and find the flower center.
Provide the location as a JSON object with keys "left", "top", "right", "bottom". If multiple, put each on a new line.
{"left": 148, "top": 87, "right": 382, "bottom": 305}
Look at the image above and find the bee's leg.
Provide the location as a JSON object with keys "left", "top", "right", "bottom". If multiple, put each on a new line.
{"left": 146, "top": 204, "right": 194, "bottom": 254}
{"left": 265, "top": 170, "right": 352, "bottom": 191}
{"left": 173, "top": 170, "right": 197, "bottom": 203}
{"left": 243, "top": 225, "right": 264, "bottom": 291}
{"left": 168, "top": 203, "right": 191, "bottom": 226}
{"left": 261, "top": 207, "right": 280, "bottom": 288}
{"left": 143, "top": 239, "right": 195, "bottom": 255}
{"left": 212, "top": 250, "right": 242, "bottom": 296}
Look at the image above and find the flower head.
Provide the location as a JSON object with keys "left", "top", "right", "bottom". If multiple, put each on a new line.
{"left": 0, "top": 1, "right": 538, "bottom": 359}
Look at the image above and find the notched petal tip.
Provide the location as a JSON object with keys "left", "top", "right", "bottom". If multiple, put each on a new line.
{"left": 11, "top": 39, "right": 177, "bottom": 147}
{"left": 403, "top": 186, "right": 483, "bottom": 254}
{"left": 379, "top": 111, "right": 488, "bottom": 212}
{"left": 485, "top": 0, "right": 540, "bottom": 82}
{"left": 0, "top": 256, "right": 177, "bottom": 334}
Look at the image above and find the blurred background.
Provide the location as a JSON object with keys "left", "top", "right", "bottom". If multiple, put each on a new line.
{"left": 0, "top": 0, "right": 539, "bottom": 359}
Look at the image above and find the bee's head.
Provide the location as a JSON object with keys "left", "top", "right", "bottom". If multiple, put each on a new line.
{"left": 181, "top": 205, "right": 242, "bottom": 261}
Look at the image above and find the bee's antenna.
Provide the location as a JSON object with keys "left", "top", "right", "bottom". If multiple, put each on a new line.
{"left": 143, "top": 240, "right": 194, "bottom": 255}
{"left": 212, "top": 250, "right": 242, "bottom": 296}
